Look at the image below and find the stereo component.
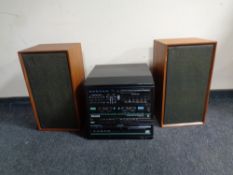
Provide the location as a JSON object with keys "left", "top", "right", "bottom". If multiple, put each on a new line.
{"left": 153, "top": 38, "right": 217, "bottom": 127}
{"left": 18, "top": 43, "right": 85, "bottom": 131}
{"left": 85, "top": 64, "right": 154, "bottom": 138}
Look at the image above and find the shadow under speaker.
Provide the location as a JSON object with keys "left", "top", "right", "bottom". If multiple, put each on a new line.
{"left": 153, "top": 38, "right": 217, "bottom": 127}
{"left": 18, "top": 43, "right": 85, "bottom": 131}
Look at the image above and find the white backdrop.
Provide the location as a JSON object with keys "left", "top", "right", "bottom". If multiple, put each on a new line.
{"left": 0, "top": 0, "right": 233, "bottom": 97}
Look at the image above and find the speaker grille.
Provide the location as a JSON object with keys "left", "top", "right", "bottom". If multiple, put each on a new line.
{"left": 164, "top": 45, "right": 213, "bottom": 124}
{"left": 22, "top": 52, "right": 78, "bottom": 128}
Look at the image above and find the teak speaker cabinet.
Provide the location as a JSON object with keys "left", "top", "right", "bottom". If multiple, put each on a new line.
{"left": 18, "top": 43, "right": 85, "bottom": 131}
{"left": 153, "top": 38, "right": 217, "bottom": 128}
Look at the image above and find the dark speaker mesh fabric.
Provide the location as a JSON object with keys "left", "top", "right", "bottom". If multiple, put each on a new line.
{"left": 22, "top": 52, "right": 78, "bottom": 128}
{"left": 164, "top": 45, "right": 213, "bottom": 124}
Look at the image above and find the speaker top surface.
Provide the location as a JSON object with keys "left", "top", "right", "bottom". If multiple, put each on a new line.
{"left": 155, "top": 37, "right": 217, "bottom": 46}
{"left": 19, "top": 43, "right": 81, "bottom": 53}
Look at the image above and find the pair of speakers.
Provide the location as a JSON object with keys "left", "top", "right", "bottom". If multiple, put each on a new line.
{"left": 19, "top": 38, "right": 217, "bottom": 131}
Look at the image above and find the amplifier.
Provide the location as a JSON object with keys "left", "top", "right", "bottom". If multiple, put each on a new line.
{"left": 85, "top": 64, "right": 154, "bottom": 139}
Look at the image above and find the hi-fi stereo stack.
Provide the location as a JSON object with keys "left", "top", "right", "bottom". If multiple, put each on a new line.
{"left": 84, "top": 64, "right": 154, "bottom": 138}
{"left": 18, "top": 38, "right": 217, "bottom": 139}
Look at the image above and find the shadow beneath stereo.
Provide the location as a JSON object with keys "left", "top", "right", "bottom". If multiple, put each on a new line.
{"left": 74, "top": 81, "right": 89, "bottom": 139}
{"left": 153, "top": 117, "right": 161, "bottom": 128}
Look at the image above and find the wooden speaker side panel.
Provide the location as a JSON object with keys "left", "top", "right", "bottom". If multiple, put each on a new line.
{"left": 153, "top": 41, "right": 167, "bottom": 127}
{"left": 202, "top": 42, "right": 217, "bottom": 123}
{"left": 67, "top": 44, "right": 85, "bottom": 129}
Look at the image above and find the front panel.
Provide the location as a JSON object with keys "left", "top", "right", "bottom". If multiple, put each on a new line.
{"left": 22, "top": 52, "right": 78, "bottom": 128}
{"left": 164, "top": 45, "right": 214, "bottom": 124}
{"left": 86, "top": 86, "right": 154, "bottom": 138}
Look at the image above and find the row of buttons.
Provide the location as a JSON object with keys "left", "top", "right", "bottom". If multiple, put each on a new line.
{"left": 90, "top": 117, "right": 151, "bottom": 122}
{"left": 90, "top": 106, "right": 145, "bottom": 111}
{"left": 92, "top": 130, "right": 111, "bottom": 133}
{"left": 89, "top": 90, "right": 110, "bottom": 93}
